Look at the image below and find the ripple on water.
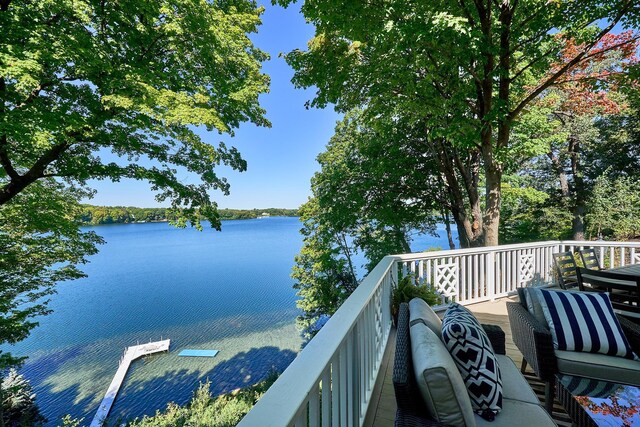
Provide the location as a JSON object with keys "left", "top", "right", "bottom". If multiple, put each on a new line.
{"left": 25, "top": 311, "right": 301, "bottom": 425}
{"left": 6, "top": 218, "right": 305, "bottom": 426}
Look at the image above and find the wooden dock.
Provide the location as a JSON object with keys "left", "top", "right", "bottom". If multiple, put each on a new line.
{"left": 90, "top": 339, "right": 170, "bottom": 427}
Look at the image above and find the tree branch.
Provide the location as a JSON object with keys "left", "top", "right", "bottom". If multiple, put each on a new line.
{"left": 510, "top": 2, "right": 632, "bottom": 120}
{"left": 581, "top": 34, "right": 640, "bottom": 62}
{"left": 496, "top": 1, "right": 514, "bottom": 148}
{"left": 0, "top": 141, "right": 69, "bottom": 205}
{"left": 458, "top": 0, "right": 477, "bottom": 27}
{"left": 0, "top": 135, "right": 19, "bottom": 181}
{"left": 509, "top": 45, "right": 556, "bottom": 83}
{"left": 0, "top": 75, "right": 18, "bottom": 180}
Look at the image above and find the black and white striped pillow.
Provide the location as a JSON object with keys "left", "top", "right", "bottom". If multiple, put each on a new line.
{"left": 537, "top": 289, "right": 638, "bottom": 360}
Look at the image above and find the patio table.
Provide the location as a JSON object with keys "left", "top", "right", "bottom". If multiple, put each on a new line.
{"left": 580, "top": 263, "right": 640, "bottom": 287}
{"left": 610, "top": 263, "right": 640, "bottom": 276}
{"left": 577, "top": 265, "right": 640, "bottom": 320}
{"left": 555, "top": 374, "right": 640, "bottom": 427}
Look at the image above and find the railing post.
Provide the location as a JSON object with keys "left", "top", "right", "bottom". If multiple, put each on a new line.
{"left": 487, "top": 250, "right": 496, "bottom": 301}
{"left": 391, "top": 259, "right": 398, "bottom": 289}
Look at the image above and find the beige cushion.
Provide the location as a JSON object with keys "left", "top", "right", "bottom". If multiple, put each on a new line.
{"left": 409, "top": 297, "right": 442, "bottom": 337}
{"left": 410, "top": 322, "right": 476, "bottom": 427}
{"left": 475, "top": 398, "right": 556, "bottom": 427}
{"left": 495, "top": 355, "right": 540, "bottom": 405}
{"left": 555, "top": 350, "right": 640, "bottom": 385}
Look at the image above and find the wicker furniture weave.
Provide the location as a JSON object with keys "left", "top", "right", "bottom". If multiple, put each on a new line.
{"left": 392, "top": 303, "right": 506, "bottom": 427}
{"left": 507, "top": 287, "right": 640, "bottom": 413}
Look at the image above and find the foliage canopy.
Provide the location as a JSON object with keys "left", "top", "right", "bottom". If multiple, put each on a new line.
{"left": 280, "top": 0, "right": 640, "bottom": 246}
{"left": 0, "top": 0, "right": 270, "bottom": 369}
{"left": 0, "top": 0, "right": 270, "bottom": 228}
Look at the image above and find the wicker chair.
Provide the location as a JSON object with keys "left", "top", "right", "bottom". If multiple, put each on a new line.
{"left": 507, "top": 288, "right": 640, "bottom": 413}
{"left": 392, "top": 303, "right": 440, "bottom": 426}
{"left": 393, "top": 303, "right": 506, "bottom": 427}
{"left": 552, "top": 251, "right": 579, "bottom": 289}
{"left": 579, "top": 248, "right": 602, "bottom": 270}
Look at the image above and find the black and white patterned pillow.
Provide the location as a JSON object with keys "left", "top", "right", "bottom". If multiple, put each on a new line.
{"left": 441, "top": 303, "right": 503, "bottom": 420}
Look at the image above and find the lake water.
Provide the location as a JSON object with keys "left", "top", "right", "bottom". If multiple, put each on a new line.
{"left": 7, "top": 217, "right": 456, "bottom": 425}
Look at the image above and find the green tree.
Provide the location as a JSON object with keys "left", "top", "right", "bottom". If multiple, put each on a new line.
{"left": 1, "top": 0, "right": 269, "bottom": 229}
{"left": 292, "top": 113, "right": 444, "bottom": 337}
{"left": 279, "top": 0, "right": 640, "bottom": 246}
{"left": 0, "top": 181, "right": 102, "bottom": 370}
{"left": 0, "top": 0, "right": 270, "bottom": 372}
{"left": 292, "top": 198, "right": 358, "bottom": 338}
{"left": 1, "top": 369, "right": 45, "bottom": 427}
{"left": 525, "top": 33, "right": 638, "bottom": 239}
{"left": 504, "top": 33, "right": 640, "bottom": 241}
{"left": 499, "top": 180, "right": 572, "bottom": 243}
{"left": 586, "top": 174, "right": 640, "bottom": 239}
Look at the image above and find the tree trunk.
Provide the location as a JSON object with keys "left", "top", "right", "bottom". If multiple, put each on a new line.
{"left": 429, "top": 139, "right": 484, "bottom": 248}
{"left": 441, "top": 209, "right": 456, "bottom": 249}
{"left": 394, "top": 225, "right": 411, "bottom": 253}
{"left": 483, "top": 165, "right": 502, "bottom": 247}
{"left": 482, "top": 121, "right": 505, "bottom": 247}
{"left": 549, "top": 151, "right": 570, "bottom": 197}
{"left": 569, "top": 136, "right": 586, "bottom": 240}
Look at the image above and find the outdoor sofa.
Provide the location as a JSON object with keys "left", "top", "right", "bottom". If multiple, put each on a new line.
{"left": 507, "top": 287, "right": 640, "bottom": 413}
{"left": 393, "top": 299, "right": 556, "bottom": 427}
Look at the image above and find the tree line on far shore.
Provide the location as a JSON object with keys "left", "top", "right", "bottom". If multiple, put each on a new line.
{"left": 79, "top": 205, "right": 299, "bottom": 225}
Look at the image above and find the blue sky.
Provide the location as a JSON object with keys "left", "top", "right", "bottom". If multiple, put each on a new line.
{"left": 85, "top": 3, "right": 341, "bottom": 210}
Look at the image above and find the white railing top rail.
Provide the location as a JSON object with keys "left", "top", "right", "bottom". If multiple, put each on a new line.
{"left": 393, "top": 240, "right": 640, "bottom": 262}
{"left": 560, "top": 240, "right": 640, "bottom": 248}
{"left": 393, "top": 240, "right": 562, "bottom": 261}
{"left": 237, "top": 255, "right": 398, "bottom": 427}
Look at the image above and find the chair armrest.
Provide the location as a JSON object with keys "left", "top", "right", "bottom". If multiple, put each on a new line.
{"left": 394, "top": 303, "right": 446, "bottom": 426}
{"left": 393, "top": 304, "right": 418, "bottom": 411}
{"left": 617, "top": 314, "right": 640, "bottom": 355}
{"left": 481, "top": 324, "right": 506, "bottom": 355}
{"left": 506, "top": 301, "right": 557, "bottom": 381}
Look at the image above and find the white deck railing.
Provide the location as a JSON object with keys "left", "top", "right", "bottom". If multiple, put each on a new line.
{"left": 238, "top": 240, "right": 640, "bottom": 427}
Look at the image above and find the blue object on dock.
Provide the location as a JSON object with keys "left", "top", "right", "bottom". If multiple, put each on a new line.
{"left": 178, "top": 349, "right": 219, "bottom": 358}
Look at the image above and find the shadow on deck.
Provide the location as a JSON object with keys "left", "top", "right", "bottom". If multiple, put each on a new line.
{"left": 365, "top": 296, "right": 572, "bottom": 427}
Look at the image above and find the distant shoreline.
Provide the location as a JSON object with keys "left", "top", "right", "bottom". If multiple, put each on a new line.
{"left": 79, "top": 205, "right": 299, "bottom": 226}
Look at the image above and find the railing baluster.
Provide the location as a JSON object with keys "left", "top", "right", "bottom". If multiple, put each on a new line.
{"left": 610, "top": 246, "right": 615, "bottom": 268}
{"left": 308, "top": 384, "right": 320, "bottom": 427}
{"left": 360, "top": 312, "right": 367, "bottom": 423}
{"left": 486, "top": 251, "right": 494, "bottom": 300}
{"left": 339, "top": 344, "right": 348, "bottom": 427}
{"left": 293, "top": 403, "right": 307, "bottom": 427}
{"left": 347, "top": 325, "right": 355, "bottom": 427}
{"left": 329, "top": 353, "right": 339, "bottom": 427}
{"left": 321, "top": 367, "right": 331, "bottom": 427}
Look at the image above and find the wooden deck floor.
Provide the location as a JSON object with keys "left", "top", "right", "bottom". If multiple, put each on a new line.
{"left": 364, "top": 297, "right": 572, "bottom": 427}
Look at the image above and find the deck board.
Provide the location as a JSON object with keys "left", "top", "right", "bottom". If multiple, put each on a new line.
{"left": 366, "top": 297, "right": 571, "bottom": 427}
